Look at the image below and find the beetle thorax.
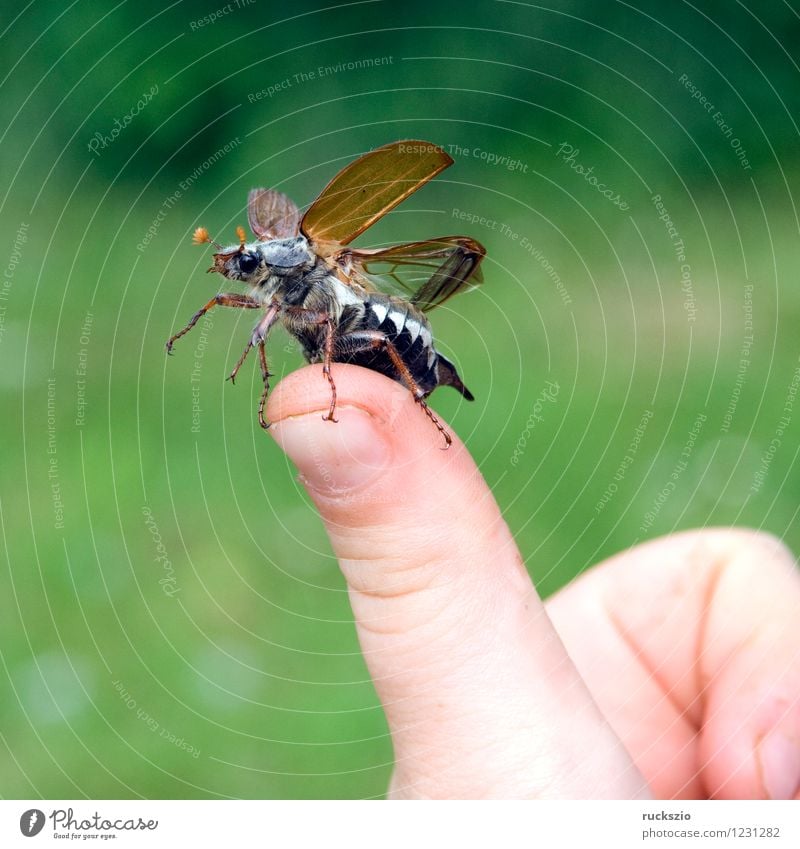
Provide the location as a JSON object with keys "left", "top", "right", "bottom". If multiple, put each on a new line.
{"left": 256, "top": 236, "right": 313, "bottom": 269}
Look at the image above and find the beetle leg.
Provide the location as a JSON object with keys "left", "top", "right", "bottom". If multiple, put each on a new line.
{"left": 334, "top": 330, "right": 452, "bottom": 449}
{"left": 227, "top": 303, "right": 281, "bottom": 385}
{"left": 282, "top": 307, "right": 338, "bottom": 423}
{"left": 227, "top": 341, "right": 253, "bottom": 384}
{"left": 166, "top": 293, "right": 260, "bottom": 354}
{"left": 257, "top": 340, "right": 272, "bottom": 430}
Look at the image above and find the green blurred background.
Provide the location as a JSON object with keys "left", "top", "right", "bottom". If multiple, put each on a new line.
{"left": 2, "top": 0, "right": 799, "bottom": 798}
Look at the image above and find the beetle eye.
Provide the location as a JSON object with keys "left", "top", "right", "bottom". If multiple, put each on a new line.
{"left": 238, "top": 253, "right": 259, "bottom": 274}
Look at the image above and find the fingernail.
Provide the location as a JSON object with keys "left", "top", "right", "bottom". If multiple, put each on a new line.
{"left": 759, "top": 726, "right": 800, "bottom": 799}
{"left": 271, "top": 407, "right": 391, "bottom": 494}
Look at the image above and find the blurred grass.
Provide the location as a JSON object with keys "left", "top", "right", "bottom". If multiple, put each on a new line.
{"left": 2, "top": 0, "right": 800, "bottom": 798}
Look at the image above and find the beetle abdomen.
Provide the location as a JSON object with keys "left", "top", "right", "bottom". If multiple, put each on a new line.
{"left": 334, "top": 295, "right": 472, "bottom": 399}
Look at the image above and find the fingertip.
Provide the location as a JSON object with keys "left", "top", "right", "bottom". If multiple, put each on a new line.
{"left": 267, "top": 362, "right": 468, "bottom": 466}
{"left": 266, "top": 364, "right": 503, "bottom": 573}
{"left": 757, "top": 722, "right": 800, "bottom": 800}
{"left": 266, "top": 363, "right": 411, "bottom": 430}
{"left": 267, "top": 364, "right": 471, "bottom": 500}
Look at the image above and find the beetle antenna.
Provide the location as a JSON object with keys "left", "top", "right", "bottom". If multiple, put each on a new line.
{"left": 193, "top": 227, "right": 222, "bottom": 249}
{"left": 236, "top": 225, "right": 247, "bottom": 251}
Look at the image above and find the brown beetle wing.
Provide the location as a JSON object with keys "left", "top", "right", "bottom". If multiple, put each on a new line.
{"left": 247, "top": 188, "right": 301, "bottom": 240}
{"left": 301, "top": 140, "right": 453, "bottom": 246}
{"left": 340, "top": 236, "right": 486, "bottom": 311}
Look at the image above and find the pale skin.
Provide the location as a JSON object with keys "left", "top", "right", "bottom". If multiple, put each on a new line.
{"left": 267, "top": 364, "right": 800, "bottom": 800}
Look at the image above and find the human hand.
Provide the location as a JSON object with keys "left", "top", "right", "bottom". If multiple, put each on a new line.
{"left": 267, "top": 365, "right": 800, "bottom": 799}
